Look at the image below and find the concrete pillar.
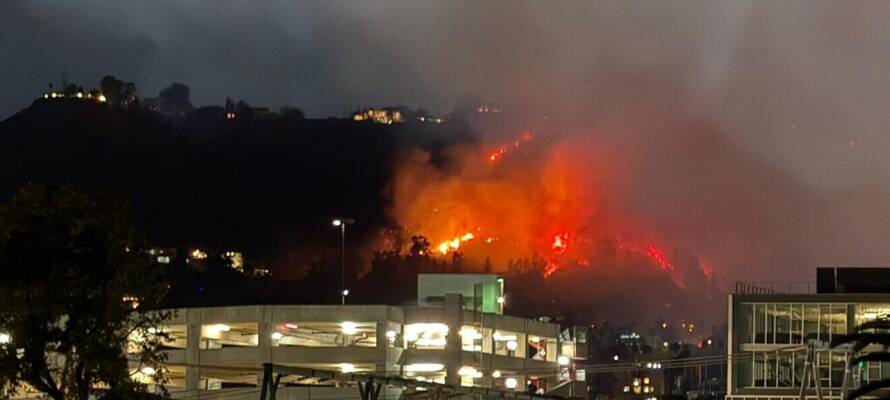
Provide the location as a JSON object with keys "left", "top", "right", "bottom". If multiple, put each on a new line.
{"left": 186, "top": 309, "right": 201, "bottom": 391}
{"left": 257, "top": 306, "right": 273, "bottom": 386}
{"left": 376, "top": 320, "right": 389, "bottom": 375}
{"left": 444, "top": 294, "right": 463, "bottom": 386}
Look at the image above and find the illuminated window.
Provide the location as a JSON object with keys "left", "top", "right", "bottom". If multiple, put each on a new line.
{"left": 200, "top": 322, "right": 258, "bottom": 349}
{"left": 271, "top": 321, "right": 376, "bottom": 348}
{"left": 459, "top": 325, "right": 486, "bottom": 352}
{"left": 404, "top": 323, "right": 448, "bottom": 349}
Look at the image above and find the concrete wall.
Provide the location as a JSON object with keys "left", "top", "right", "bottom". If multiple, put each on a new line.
{"left": 156, "top": 302, "right": 564, "bottom": 394}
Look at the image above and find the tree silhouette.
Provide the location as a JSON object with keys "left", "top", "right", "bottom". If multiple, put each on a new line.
{"left": 831, "top": 318, "right": 890, "bottom": 400}
{"left": 101, "top": 75, "right": 139, "bottom": 107}
{"left": 279, "top": 106, "right": 305, "bottom": 120}
{"left": 0, "top": 184, "right": 171, "bottom": 400}
{"left": 158, "top": 83, "right": 193, "bottom": 114}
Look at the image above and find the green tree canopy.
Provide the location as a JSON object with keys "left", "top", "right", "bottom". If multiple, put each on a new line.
{"left": 0, "top": 184, "right": 170, "bottom": 400}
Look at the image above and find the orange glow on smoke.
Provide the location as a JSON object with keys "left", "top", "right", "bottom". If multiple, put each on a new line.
{"left": 700, "top": 261, "right": 714, "bottom": 280}
{"left": 389, "top": 130, "right": 708, "bottom": 288}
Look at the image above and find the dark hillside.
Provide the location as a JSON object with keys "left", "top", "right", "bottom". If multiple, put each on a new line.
{"left": 0, "top": 99, "right": 475, "bottom": 276}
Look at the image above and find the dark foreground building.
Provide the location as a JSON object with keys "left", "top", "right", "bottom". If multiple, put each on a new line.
{"left": 727, "top": 267, "right": 890, "bottom": 400}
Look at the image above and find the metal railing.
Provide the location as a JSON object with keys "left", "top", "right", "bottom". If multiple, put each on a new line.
{"left": 734, "top": 281, "right": 816, "bottom": 295}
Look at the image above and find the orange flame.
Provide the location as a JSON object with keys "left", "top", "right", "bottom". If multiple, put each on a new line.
{"left": 544, "top": 232, "right": 570, "bottom": 277}
{"left": 437, "top": 232, "right": 475, "bottom": 255}
{"left": 389, "top": 130, "right": 711, "bottom": 289}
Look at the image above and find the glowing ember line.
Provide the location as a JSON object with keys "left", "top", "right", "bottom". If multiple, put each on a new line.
{"left": 646, "top": 245, "right": 674, "bottom": 271}
{"left": 486, "top": 131, "right": 534, "bottom": 164}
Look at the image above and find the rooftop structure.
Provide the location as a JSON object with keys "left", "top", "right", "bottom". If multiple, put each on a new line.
{"left": 417, "top": 274, "right": 505, "bottom": 314}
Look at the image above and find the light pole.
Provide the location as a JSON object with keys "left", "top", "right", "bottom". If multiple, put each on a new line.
{"left": 332, "top": 218, "right": 355, "bottom": 305}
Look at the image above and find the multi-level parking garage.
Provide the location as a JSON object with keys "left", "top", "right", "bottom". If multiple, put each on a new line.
{"left": 132, "top": 276, "right": 586, "bottom": 400}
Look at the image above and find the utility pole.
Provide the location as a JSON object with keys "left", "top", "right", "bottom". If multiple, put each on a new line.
{"left": 332, "top": 218, "right": 354, "bottom": 305}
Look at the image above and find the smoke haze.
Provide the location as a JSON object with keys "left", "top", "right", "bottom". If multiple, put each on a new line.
{"left": 4, "top": 1, "right": 890, "bottom": 304}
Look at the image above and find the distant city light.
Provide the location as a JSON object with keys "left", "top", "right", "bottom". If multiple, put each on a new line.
{"left": 332, "top": 219, "right": 342, "bottom": 227}
{"left": 491, "top": 370, "right": 502, "bottom": 378}
{"left": 613, "top": 354, "right": 619, "bottom": 361}
{"left": 141, "top": 367, "right": 156, "bottom": 376}
{"left": 497, "top": 296, "right": 506, "bottom": 304}
{"left": 0, "top": 333, "right": 10, "bottom": 344}
{"left": 342, "top": 289, "right": 349, "bottom": 296}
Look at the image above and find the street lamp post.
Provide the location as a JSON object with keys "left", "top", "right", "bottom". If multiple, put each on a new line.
{"left": 332, "top": 218, "right": 355, "bottom": 305}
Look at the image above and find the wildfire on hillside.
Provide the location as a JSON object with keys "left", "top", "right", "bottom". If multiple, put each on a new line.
{"left": 387, "top": 130, "right": 715, "bottom": 290}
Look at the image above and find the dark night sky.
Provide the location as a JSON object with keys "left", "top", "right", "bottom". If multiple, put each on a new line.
{"left": 3, "top": 1, "right": 890, "bottom": 286}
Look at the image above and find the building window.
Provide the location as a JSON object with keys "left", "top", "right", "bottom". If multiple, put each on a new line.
{"left": 128, "top": 324, "right": 188, "bottom": 353}
{"left": 855, "top": 304, "right": 890, "bottom": 325}
{"left": 200, "top": 322, "right": 258, "bottom": 349}
{"left": 493, "top": 330, "right": 524, "bottom": 358}
{"left": 459, "top": 325, "right": 487, "bottom": 352}
{"left": 271, "top": 321, "right": 377, "bottom": 348}
{"left": 741, "top": 303, "right": 848, "bottom": 345}
{"left": 743, "top": 348, "right": 850, "bottom": 389}
{"left": 404, "top": 323, "right": 448, "bottom": 349}
{"left": 528, "top": 335, "right": 557, "bottom": 362}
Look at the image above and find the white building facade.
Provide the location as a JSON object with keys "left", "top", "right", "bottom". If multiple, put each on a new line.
{"left": 145, "top": 293, "right": 576, "bottom": 399}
